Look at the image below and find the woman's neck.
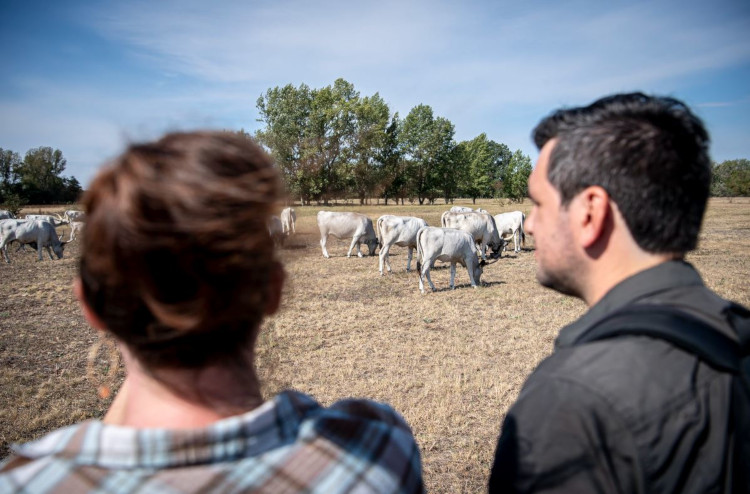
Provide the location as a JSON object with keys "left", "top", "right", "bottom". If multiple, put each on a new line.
{"left": 103, "top": 352, "right": 263, "bottom": 428}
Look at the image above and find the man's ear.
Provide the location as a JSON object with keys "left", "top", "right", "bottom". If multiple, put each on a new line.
{"left": 576, "top": 186, "right": 610, "bottom": 248}
{"left": 73, "top": 277, "right": 108, "bottom": 332}
{"left": 263, "top": 262, "right": 285, "bottom": 316}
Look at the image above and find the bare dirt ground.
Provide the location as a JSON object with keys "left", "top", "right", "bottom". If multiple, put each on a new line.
{"left": 1, "top": 198, "right": 748, "bottom": 493}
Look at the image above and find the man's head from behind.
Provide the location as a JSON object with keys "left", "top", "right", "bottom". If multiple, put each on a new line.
{"left": 532, "top": 92, "right": 711, "bottom": 255}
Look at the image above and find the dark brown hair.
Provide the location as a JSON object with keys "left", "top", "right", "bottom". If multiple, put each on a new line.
{"left": 80, "top": 131, "right": 283, "bottom": 370}
{"left": 532, "top": 92, "right": 711, "bottom": 254}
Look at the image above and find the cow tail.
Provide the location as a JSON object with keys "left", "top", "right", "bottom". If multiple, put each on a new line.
{"left": 520, "top": 213, "right": 526, "bottom": 246}
{"left": 376, "top": 217, "right": 384, "bottom": 248}
{"left": 416, "top": 228, "right": 424, "bottom": 276}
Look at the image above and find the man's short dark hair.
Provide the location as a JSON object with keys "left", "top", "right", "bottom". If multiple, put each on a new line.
{"left": 532, "top": 92, "right": 711, "bottom": 254}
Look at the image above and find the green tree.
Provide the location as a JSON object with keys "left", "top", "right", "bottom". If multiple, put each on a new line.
{"left": 711, "top": 159, "right": 750, "bottom": 197}
{"left": 399, "top": 105, "right": 456, "bottom": 205}
{"left": 502, "top": 149, "right": 532, "bottom": 202}
{"left": 16, "top": 147, "right": 67, "bottom": 204}
{"left": 459, "top": 134, "right": 512, "bottom": 203}
{"left": 256, "top": 83, "right": 313, "bottom": 203}
{"left": 378, "top": 115, "right": 407, "bottom": 205}
{"left": 349, "top": 93, "right": 390, "bottom": 204}
{"left": 0, "top": 148, "right": 22, "bottom": 203}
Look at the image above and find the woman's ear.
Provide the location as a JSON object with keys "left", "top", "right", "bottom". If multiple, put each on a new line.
{"left": 74, "top": 277, "right": 108, "bottom": 332}
{"left": 263, "top": 262, "right": 285, "bottom": 316}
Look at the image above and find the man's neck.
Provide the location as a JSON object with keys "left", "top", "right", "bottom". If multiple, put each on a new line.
{"left": 582, "top": 252, "right": 679, "bottom": 307}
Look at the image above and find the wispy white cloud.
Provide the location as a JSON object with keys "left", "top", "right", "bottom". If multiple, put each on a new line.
{"left": 3, "top": 0, "right": 748, "bottom": 183}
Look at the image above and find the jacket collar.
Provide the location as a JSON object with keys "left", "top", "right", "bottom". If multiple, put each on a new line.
{"left": 556, "top": 260, "right": 705, "bottom": 348}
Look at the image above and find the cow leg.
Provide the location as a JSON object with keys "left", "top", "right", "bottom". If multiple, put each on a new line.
{"left": 424, "top": 262, "right": 436, "bottom": 292}
{"left": 0, "top": 239, "right": 10, "bottom": 263}
{"left": 406, "top": 246, "right": 414, "bottom": 272}
{"left": 320, "top": 234, "right": 330, "bottom": 258}
{"left": 450, "top": 263, "right": 457, "bottom": 289}
{"left": 37, "top": 243, "right": 44, "bottom": 261}
{"left": 379, "top": 243, "right": 391, "bottom": 275}
{"left": 347, "top": 235, "right": 363, "bottom": 258}
{"left": 46, "top": 246, "right": 55, "bottom": 260}
{"left": 513, "top": 230, "right": 520, "bottom": 253}
{"left": 467, "top": 262, "right": 477, "bottom": 287}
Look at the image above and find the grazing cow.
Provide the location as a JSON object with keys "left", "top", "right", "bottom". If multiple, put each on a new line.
{"left": 440, "top": 210, "right": 504, "bottom": 260}
{"left": 64, "top": 210, "right": 86, "bottom": 223}
{"left": 376, "top": 215, "right": 428, "bottom": 275}
{"left": 317, "top": 211, "right": 378, "bottom": 258}
{"left": 494, "top": 211, "right": 526, "bottom": 253}
{"left": 280, "top": 207, "right": 296, "bottom": 235}
{"left": 416, "top": 227, "right": 488, "bottom": 294}
{"left": 267, "top": 215, "right": 285, "bottom": 247}
{"left": 0, "top": 210, "right": 15, "bottom": 220}
{"left": 0, "top": 219, "right": 71, "bottom": 263}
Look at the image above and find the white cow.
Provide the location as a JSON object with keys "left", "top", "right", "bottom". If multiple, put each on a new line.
{"left": 267, "top": 215, "right": 285, "bottom": 247}
{"left": 64, "top": 210, "right": 86, "bottom": 223}
{"left": 67, "top": 221, "right": 85, "bottom": 241}
{"left": 376, "top": 215, "right": 428, "bottom": 275}
{"left": 0, "top": 219, "right": 71, "bottom": 263}
{"left": 0, "top": 210, "right": 15, "bottom": 220}
{"left": 494, "top": 211, "right": 526, "bottom": 253}
{"left": 440, "top": 210, "right": 504, "bottom": 260}
{"left": 317, "top": 211, "right": 378, "bottom": 258}
{"left": 280, "top": 207, "right": 296, "bottom": 235}
{"left": 25, "top": 214, "right": 68, "bottom": 227}
{"left": 416, "top": 227, "right": 487, "bottom": 294}
{"left": 449, "top": 206, "right": 489, "bottom": 214}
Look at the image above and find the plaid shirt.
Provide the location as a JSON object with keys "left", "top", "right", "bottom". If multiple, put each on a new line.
{"left": 0, "top": 390, "right": 423, "bottom": 493}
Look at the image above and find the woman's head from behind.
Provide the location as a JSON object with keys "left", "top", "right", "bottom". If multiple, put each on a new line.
{"left": 79, "top": 131, "right": 284, "bottom": 374}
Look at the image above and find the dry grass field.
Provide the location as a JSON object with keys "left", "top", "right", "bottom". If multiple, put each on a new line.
{"left": 1, "top": 198, "right": 748, "bottom": 493}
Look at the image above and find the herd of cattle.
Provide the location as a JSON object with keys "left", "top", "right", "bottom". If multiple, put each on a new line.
{"left": 270, "top": 206, "right": 528, "bottom": 294}
{"left": 0, "top": 209, "right": 85, "bottom": 263}
{"left": 2, "top": 205, "right": 527, "bottom": 294}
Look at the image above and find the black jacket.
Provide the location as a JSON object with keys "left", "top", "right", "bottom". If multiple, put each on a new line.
{"left": 490, "top": 261, "right": 737, "bottom": 493}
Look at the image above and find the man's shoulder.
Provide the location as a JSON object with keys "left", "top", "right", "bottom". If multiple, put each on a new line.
{"left": 522, "top": 333, "right": 727, "bottom": 427}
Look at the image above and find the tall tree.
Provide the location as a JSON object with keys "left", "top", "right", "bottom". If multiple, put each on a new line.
{"left": 256, "top": 83, "right": 313, "bottom": 203}
{"left": 0, "top": 148, "right": 21, "bottom": 202}
{"left": 16, "top": 147, "right": 67, "bottom": 204}
{"left": 711, "top": 159, "right": 750, "bottom": 197}
{"left": 502, "top": 149, "right": 532, "bottom": 202}
{"left": 459, "top": 134, "right": 512, "bottom": 203}
{"left": 350, "top": 93, "right": 391, "bottom": 204}
{"left": 399, "top": 105, "right": 456, "bottom": 205}
{"left": 379, "top": 114, "right": 407, "bottom": 205}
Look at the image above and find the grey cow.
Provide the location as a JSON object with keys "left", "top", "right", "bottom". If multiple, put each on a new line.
{"left": 377, "top": 214, "right": 428, "bottom": 275}
{"left": 317, "top": 211, "right": 378, "bottom": 258}
{"left": 415, "top": 226, "right": 488, "bottom": 294}
{"left": 0, "top": 219, "right": 71, "bottom": 263}
{"left": 440, "top": 210, "right": 504, "bottom": 260}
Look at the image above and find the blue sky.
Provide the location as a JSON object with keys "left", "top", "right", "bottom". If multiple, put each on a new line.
{"left": 1, "top": 0, "right": 749, "bottom": 187}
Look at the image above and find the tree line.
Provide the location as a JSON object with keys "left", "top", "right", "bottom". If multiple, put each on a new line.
{"left": 0, "top": 146, "right": 82, "bottom": 214}
{"left": 254, "top": 78, "right": 532, "bottom": 205}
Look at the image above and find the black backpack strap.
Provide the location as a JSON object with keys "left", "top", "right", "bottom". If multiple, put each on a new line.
{"left": 575, "top": 304, "right": 740, "bottom": 373}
